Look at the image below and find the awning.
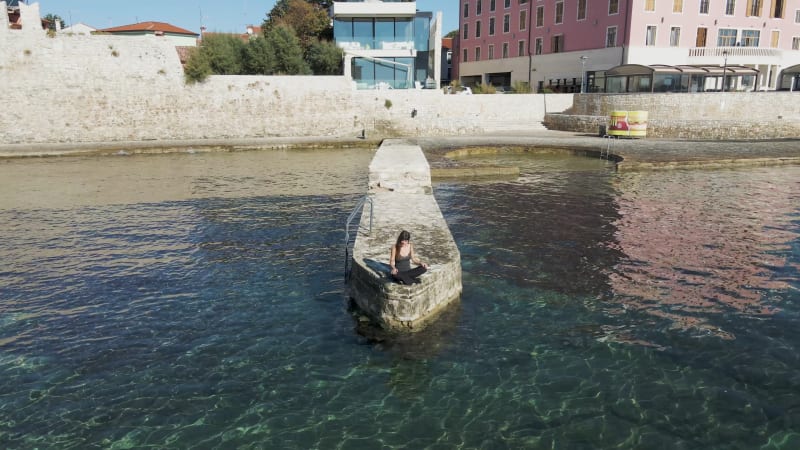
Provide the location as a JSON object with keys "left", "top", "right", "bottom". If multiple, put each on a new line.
{"left": 606, "top": 64, "right": 760, "bottom": 77}
{"left": 780, "top": 64, "right": 800, "bottom": 75}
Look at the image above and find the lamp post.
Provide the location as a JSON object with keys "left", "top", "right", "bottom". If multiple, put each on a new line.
{"left": 722, "top": 50, "right": 729, "bottom": 92}
{"left": 579, "top": 55, "right": 588, "bottom": 93}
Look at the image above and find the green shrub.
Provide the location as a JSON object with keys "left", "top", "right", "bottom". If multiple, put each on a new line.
{"left": 184, "top": 47, "right": 212, "bottom": 84}
{"left": 474, "top": 82, "right": 496, "bottom": 94}
{"left": 512, "top": 81, "right": 532, "bottom": 94}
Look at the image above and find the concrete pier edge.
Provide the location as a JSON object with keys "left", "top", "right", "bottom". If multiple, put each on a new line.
{"left": 347, "top": 140, "right": 462, "bottom": 332}
{"left": 2, "top": 131, "right": 798, "bottom": 172}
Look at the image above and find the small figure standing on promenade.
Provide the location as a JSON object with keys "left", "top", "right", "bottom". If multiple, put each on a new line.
{"left": 389, "top": 230, "right": 429, "bottom": 284}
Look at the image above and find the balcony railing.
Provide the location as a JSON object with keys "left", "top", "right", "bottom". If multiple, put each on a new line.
{"left": 688, "top": 47, "right": 782, "bottom": 58}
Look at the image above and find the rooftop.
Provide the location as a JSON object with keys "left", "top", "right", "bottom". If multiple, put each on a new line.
{"left": 99, "top": 21, "right": 198, "bottom": 37}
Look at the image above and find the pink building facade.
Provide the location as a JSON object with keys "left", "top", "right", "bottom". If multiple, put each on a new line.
{"left": 456, "top": 0, "right": 800, "bottom": 92}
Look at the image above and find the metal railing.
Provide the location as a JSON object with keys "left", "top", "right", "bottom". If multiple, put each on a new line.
{"left": 601, "top": 134, "right": 616, "bottom": 159}
{"left": 688, "top": 47, "right": 782, "bottom": 58}
{"left": 344, "top": 195, "right": 374, "bottom": 281}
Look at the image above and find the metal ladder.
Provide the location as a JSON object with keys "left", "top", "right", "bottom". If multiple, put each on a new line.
{"left": 344, "top": 195, "right": 374, "bottom": 281}
{"left": 601, "top": 134, "right": 617, "bottom": 160}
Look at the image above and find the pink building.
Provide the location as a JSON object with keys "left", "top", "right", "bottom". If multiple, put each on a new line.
{"left": 456, "top": 0, "right": 800, "bottom": 92}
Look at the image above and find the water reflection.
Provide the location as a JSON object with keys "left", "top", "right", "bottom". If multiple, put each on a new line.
{"left": 436, "top": 155, "right": 622, "bottom": 297}
{"left": 609, "top": 169, "right": 800, "bottom": 340}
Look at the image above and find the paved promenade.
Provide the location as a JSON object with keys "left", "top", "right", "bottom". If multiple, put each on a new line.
{"left": 1, "top": 130, "right": 798, "bottom": 170}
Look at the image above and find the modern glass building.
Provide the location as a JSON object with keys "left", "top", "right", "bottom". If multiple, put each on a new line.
{"left": 332, "top": 1, "right": 442, "bottom": 89}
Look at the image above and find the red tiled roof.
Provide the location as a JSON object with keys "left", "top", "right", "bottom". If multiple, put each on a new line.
{"left": 442, "top": 38, "right": 453, "bottom": 50}
{"left": 99, "top": 21, "right": 198, "bottom": 36}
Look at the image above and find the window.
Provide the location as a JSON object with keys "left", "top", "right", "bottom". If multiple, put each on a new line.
{"left": 464, "top": 2, "right": 469, "bottom": 18}
{"left": 645, "top": 0, "right": 655, "bottom": 11}
{"left": 725, "top": 0, "right": 736, "bottom": 15}
{"left": 489, "top": 17, "right": 495, "bottom": 35}
{"left": 797, "top": 9, "right": 800, "bottom": 22}
{"left": 718, "top": 28, "right": 737, "bottom": 46}
{"left": 551, "top": 35, "right": 564, "bottom": 53}
{"left": 477, "top": 0, "right": 482, "bottom": 15}
{"left": 770, "top": 0, "right": 785, "bottom": 18}
{"left": 475, "top": 21, "right": 482, "bottom": 38}
{"left": 520, "top": 0, "right": 528, "bottom": 4}
{"left": 463, "top": 23, "right": 469, "bottom": 40}
{"left": 670, "top": 27, "right": 681, "bottom": 46}
{"left": 505, "top": 0, "right": 511, "bottom": 8}
{"left": 520, "top": 10, "right": 527, "bottom": 30}
{"left": 475, "top": 47, "right": 481, "bottom": 61}
{"left": 488, "top": 44, "right": 495, "bottom": 59}
{"left": 534, "top": 37, "right": 543, "bottom": 55}
{"left": 646, "top": 25, "right": 657, "bottom": 45}
{"left": 504, "top": 14, "right": 511, "bottom": 33}
{"left": 700, "top": 0, "right": 710, "bottom": 13}
{"left": 518, "top": 40, "right": 525, "bottom": 56}
{"left": 555, "top": 2, "right": 564, "bottom": 23}
{"left": 609, "top": 0, "right": 620, "bottom": 15}
{"left": 696, "top": 27, "right": 708, "bottom": 46}
{"left": 536, "top": 6, "right": 544, "bottom": 27}
{"left": 463, "top": 48, "right": 468, "bottom": 62}
{"left": 578, "top": 0, "right": 587, "bottom": 20}
{"left": 747, "top": 0, "right": 762, "bottom": 16}
{"left": 793, "top": 36, "right": 800, "bottom": 50}
{"left": 673, "top": 0, "right": 683, "bottom": 13}
{"left": 502, "top": 42, "right": 509, "bottom": 58}
{"left": 490, "top": 0, "right": 496, "bottom": 12}
{"left": 606, "top": 26, "right": 617, "bottom": 47}
{"left": 741, "top": 29, "right": 760, "bottom": 46}
{"left": 770, "top": 30, "right": 780, "bottom": 47}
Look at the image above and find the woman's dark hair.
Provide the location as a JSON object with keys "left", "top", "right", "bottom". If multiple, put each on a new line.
{"left": 395, "top": 230, "right": 411, "bottom": 249}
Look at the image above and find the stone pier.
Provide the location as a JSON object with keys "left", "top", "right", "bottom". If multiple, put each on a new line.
{"left": 348, "top": 140, "right": 462, "bottom": 331}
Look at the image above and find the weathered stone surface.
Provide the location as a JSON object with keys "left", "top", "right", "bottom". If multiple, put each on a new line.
{"left": 545, "top": 92, "right": 800, "bottom": 139}
{"left": 349, "top": 141, "right": 462, "bottom": 331}
{"left": 367, "top": 140, "right": 431, "bottom": 194}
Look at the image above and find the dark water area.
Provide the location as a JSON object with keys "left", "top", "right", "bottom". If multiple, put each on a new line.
{"left": 0, "top": 151, "right": 799, "bottom": 449}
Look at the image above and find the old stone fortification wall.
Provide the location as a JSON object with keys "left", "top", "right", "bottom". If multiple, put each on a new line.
{"left": 0, "top": 23, "right": 571, "bottom": 145}
{"left": 545, "top": 92, "right": 800, "bottom": 139}
{"left": 4, "top": 2, "right": 797, "bottom": 144}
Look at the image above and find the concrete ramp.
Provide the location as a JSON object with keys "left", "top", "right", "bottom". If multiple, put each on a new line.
{"left": 348, "top": 140, "right": 462, "bottom": 331}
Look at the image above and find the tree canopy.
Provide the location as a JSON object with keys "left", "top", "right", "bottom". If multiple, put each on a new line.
{"left": 262, "top": 0, "right": 332, "bottom": 47}
{"left": 43, "top": 13, "right": 65, "bottom": 31}
{"left": 184, "top": 0, "right": 341, "bottom": 83}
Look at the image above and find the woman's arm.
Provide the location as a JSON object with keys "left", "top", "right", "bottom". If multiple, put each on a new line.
{"left": 410, "top": 244, "right": 429, "bottom": 268}
{"left": 389, "top": 246, "right": 398, "bottom": 274}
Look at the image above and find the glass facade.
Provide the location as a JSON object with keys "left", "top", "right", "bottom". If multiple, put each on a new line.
{"left": 334, "top": 17, "right": 413, "bottom": 50}
{"left": 336, "top": 6, "right": 435, "bottom": 89}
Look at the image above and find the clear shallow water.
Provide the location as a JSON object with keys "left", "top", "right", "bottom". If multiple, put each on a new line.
{"left": 1, "top": 151, "right": 799, "bottom": 449}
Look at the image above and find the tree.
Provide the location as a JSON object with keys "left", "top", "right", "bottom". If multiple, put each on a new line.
{"left": 183, "top": 47, "right": 212, "bottom": 83}
{"left": 263, "top": 0, "right": 332, "bottom": 48}
{"left": 43, "top": 13, "right": 65, "bottom": 31}
{"left": 244, "top": 36, "right": 276, "bottom": 75}
{"left": 306, "top": 39, "right": 343, "bottom": 75}
{"left": 266, "top": 24, "right": 311, "bottom": 75}
{"left": 444, "top": 30, "right": 459, "bottom": 39}
{"left": 200, "top": 34, "right": 247, "bottom": 75}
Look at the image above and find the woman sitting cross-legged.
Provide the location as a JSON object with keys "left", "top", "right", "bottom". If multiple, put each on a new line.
{"left": 389, "top": 230, "right": 429, "bottom": 285}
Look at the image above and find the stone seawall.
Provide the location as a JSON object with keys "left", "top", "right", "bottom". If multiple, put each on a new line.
{"left": 0, "top": 20, "right": 571, "bottom": 145}
{"left": 544, "top": 92, "right": 800, "bottom": 139}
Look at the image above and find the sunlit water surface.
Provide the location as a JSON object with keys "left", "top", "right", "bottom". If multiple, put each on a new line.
{"left": 1, "top": 150, "right": 799, "bottom": 449}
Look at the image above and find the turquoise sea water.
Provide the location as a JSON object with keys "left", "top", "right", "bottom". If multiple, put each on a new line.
{"left": 1, "top": 150, "right": 799, "bottom": 449}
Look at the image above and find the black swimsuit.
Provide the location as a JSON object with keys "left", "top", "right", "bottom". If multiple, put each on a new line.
{"left": 393, "top": 249, "right": 426, "bottom": 284}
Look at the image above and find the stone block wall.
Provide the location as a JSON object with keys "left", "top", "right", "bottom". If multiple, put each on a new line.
{"left": 550, "top": 92, "right": 800, "bottom": 139}
{"left": 0, "top": 22, "right": 572, "bottom": 146}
